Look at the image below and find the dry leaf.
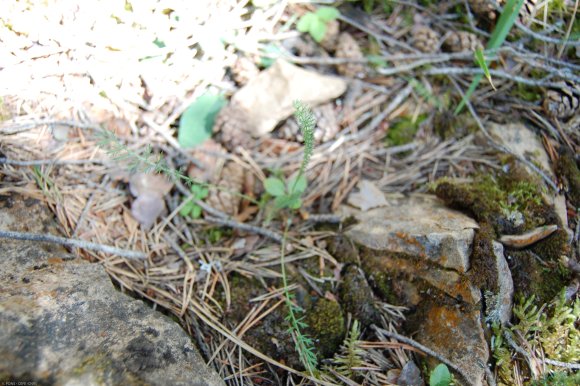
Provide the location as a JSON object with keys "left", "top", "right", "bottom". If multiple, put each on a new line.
{"left": 131, "top": 192, "right": 166, "bottom": 229}
{"left": 347, "top": 180, "right": 388, "bottom": 211}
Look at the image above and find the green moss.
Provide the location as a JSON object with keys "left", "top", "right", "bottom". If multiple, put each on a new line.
{"left": 339, "top": 265, "right": 381, "bottom": 327}
{"left": 385, "top": 114, "right": 427, "bottom": 146}
{"left": 327, "top": 235, "right": 360, "bottom": 265}
{"left": 556, "top": 149, "right": 580, "bottom": 208}
{"left": 468, "top": 223, "right": 499, "bottom": 291}
{"left": 435, "top": 167, "right": 550, "bottom": 235}
{"left": 433, "top": 110, "right": 478, "bottom": 140}
{"left": 367, "top": 271, "right": 399, "bottom": 305}
{"left": 512, "top": 83, "right": 542, "bottom": 102}
{"left": 305, "top": 298, "right": 345, "bottom": 359}
{"left": 508, "top": 251, "right": 571, "bottom": 305}
{"left": 531, "top": 371, "right": 580, "bottom": 386}
{"left": 531, "top": 229, "right": 571, "bottom": 262}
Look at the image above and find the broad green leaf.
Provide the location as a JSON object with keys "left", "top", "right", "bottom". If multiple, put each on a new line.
{"left": 309, "top": 17, "right": 327, "bottom": 42}
{"left": 315, "top": 7, "right": 340, "bottom": 22}
{"left": 178, "top": 93, "right": 226, "bottom": 148}
{"left": 455, "top": 0, "right": 524, "bottom": 114}
{"left": 264, "top": 177, "right": 286, "bottom": 196}
{"left": 474, "top": 48, "right": 495, "bottom": 90}
{"left": 288, "top": 175, "right": 307, "bottom": 194}
{"left": 429, "top": 364, "right": 452, "bottom": 386}
{"left": 297, "top": 12, "right": 316, "bottom": 33}
{"left": 289, "top": 197, "right": 302, "bottom": 210}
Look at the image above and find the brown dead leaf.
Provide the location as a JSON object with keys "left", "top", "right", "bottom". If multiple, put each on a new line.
{"left": 347, "top": 180, "right": 388, "bottom": 211}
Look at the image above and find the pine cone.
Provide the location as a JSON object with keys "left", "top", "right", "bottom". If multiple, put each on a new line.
{"left": 335, "top": 32, "right": 365, "bottom": 78}
{"left": 320, "top": 19, "right": 340, "bottom": 52}
{"left": 543, "top": 82, "right": 580, "bottom": 120}
{"left": 443, "top": 31, "right": 483, "bottom": 53}
{"left": 411, "top": 25, "right": 440, "bottom": 53}
{"left": 213, "top": 102, "right": 253, "bottom": 152}
{"left": 469, "top": 0, "right": 497, "bottom": 20}
{"left": 231, "top": 56, "right": 259, "bottom": 86}
{"left": 206, "top": 162, "right": 245, "bottom": 216}
{"left": 187, "top": 140, "right": 227, "bottom": 183}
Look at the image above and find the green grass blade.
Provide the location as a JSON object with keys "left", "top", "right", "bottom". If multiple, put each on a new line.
{"left": 455, "top": 0, "right": 524, "bottom": 114}
{"left": 474, "top": 48, "right": 495, "bottom": 90}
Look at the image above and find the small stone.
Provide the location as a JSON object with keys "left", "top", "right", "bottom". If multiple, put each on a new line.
{"left": 487, "top": 241, "right": 514, "bottom": 324}
{"left": 222, "top": 60, "right": 346, "bottom": 138}
{"left": 398, "top": 360, "right": 424, "bottom": 386}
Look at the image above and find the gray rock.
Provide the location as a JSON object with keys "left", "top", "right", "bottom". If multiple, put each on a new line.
{"left": 398, "top": 360, "right": 424, "bottom": 386}
{"left": 485, "top": 241, "right": 514, "bottom": 325}
{"left": 0, "top": 196, "right": 224, "bottom": 386}
{"left": 341, "top": 194, "right": 479, "bottom": 273}
{"left": 231, "top": 59, "right": 347, "bottom": 137}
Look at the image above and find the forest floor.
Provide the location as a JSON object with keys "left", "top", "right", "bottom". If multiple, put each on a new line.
{"left": 1, "top": 1, "right": 579, "bottom": 385}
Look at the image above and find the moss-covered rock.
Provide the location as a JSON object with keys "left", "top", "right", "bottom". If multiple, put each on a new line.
{"left": 305, "top": 298, "right": 345, "bottom": 359}
{"left": 556, "top": 149, "right": 580, "bottom": 208}
{"left": 339, "top": 265, "right": 381, "bottom": 327}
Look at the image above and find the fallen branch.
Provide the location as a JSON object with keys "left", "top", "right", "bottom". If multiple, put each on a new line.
{"left": 0, "top": 230, "right": 147, "bottom": 260}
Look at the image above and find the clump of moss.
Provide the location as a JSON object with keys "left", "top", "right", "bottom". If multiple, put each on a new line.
{"left": 327, "top": 235, "right": 360, "bottom": 265}
{"left": 385, "top": 114, "right": 427, "bottom": 146}
{"left": 556, "top": 149, "right": 580, "bottom": 208}
{"left": 433, "top": 110, "right": 478, "bottom": 140}
{"left": 305, "top": 298, "right": 345, "bottom": 359}
{"left": 531, "top": 371, "right": 580, "bottom": 386}
{"left": 531, "top": 229, "right": 571, "bottom": 262}
{"left": 468, "top": 223, "right": 499, "bottom": 292}
{"left": 507, "top": 251, "right": 571, "bottom": 304}
{"left": 435, "top": 168, "right": 548, "bottom": 236}
{"left": 339, "top": 265, "right": 381, "bottom": 327}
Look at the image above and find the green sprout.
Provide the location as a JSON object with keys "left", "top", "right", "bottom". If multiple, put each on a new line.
{"left": 179, "top": 185, "right": 209, "bottom": 219}
{"left": 296, "top": 6, "right": 340, "bottom": 43}
{"left": 264, "top": 100, "right": 315, "bottom": 210}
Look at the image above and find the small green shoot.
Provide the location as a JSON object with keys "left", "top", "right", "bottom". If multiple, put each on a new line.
{"left": 474, "top": 48, "right": 495, "bottom": 90}
{"left": 455, "top": 0, "right": 524, "bottom": 114}
{"left": 264, "top": 100, "right": 315, "bottom": 211}
{"left": 280, "top": 220, "right": 318, "bottom": 375}
{"left": 296, "top": 6, "right": 340, "bottom": 43}
{"left": 429, "top": 363, "right": 452, "bottom": 386}
{"left": 178, "top": 92, "right": 226, "bottom": 148}
{"left": 179, "top": 185, "right": 209, "bottom": 219}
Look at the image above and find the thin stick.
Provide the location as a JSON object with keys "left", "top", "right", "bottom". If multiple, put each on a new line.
{"left": 0, "top": 119, "right": 103, "bottom": 135}
{"left": 372, "top": 327, "right": 473, "bottom": 384}
{"left": 0, "top": 230, "right": 147, "bottom": 260}
{"left": 204, "top": 216, "right": 283, "bottom": 244}
{"left": 557, "top": 0, "right": 579, "bottom": 58}
{"left": 0, "top": 158, "right": 107, "bottom": 166}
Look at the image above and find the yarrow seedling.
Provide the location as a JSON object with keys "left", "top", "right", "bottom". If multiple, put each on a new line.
{"left": 264, "top": 100, "right": 315, "bottom": 210}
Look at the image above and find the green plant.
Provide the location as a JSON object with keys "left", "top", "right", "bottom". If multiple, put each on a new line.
{"left": 331, "top": 320, "right": 364, "bottom": 378}
{"left": 455, "top": 0, "right": 525, "bottom": 114}
{"left": 264, "top": 100, "right": 315, "bottom": 210}
{"left": 296, "top": 6, "right": 340, "bottom": 43}
{"left": 280, "top": 220, "right": 318, "bottom": 375}
{"left": 178, "top": 92, "right": 226, "bottom": 148}
{"left": 429, "top": 363, "right": 452, "bottom": 386}
{"left": 492, "top": 289, "right": 580, "bottom": 384}
{"left": 179, "top": 184, "right": 209, "bottom": 218}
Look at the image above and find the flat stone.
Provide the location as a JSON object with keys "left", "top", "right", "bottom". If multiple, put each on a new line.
{"left": 341, "top": 194, "right": 479, "bottom": 273}
{"left": 230, "top": 59, "right": 347, "bottom": 137}
{"left": 416, "top": 305, "right": 488, "bottom": 386}
{"left": 487, "top": 241, "right": 514, "bottom": 325}
{"left": 0, "top": 196, "right": 225, "bottom": 386}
